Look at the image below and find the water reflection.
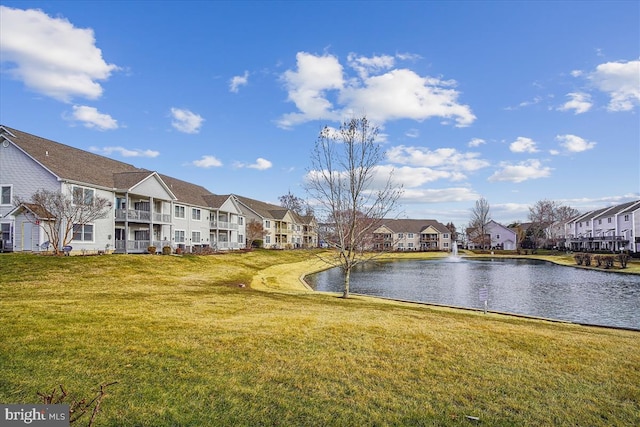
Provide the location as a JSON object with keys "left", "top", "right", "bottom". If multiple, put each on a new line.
{"left": 305, "top": 258, "right": 640, "bottom": 329}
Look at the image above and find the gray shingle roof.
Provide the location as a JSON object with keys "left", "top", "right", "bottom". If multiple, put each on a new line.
{"left": 380, "top": 219, "right": 449, "bottom": 234}
{"left": 2, "top": 125, "right": 227, "bottom": 210}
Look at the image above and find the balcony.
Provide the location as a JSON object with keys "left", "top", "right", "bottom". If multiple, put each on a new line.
{"left": 210, "top": 220, "right": 239, "bottom": 230}
{"left": 115, "top": 209, "right": 171, "bottom": 223}
{"left": 114, "top": 239, "right": 167, "bottom": 253}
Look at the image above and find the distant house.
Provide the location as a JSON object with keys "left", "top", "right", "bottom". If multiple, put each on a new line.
{"left": 233, "top": 195, "right": 318, "bottom": 249}
{"left": 564, "top": 199, "right": 640, "bottom": 253}
{"left": 372, "top": 219, "right": 453, "bottom": 251}
{"left": 466, "top": 220, "right": 517, "bottom": 250}
{"left": 0, "top": 125, "right": 246, "bottom": 253}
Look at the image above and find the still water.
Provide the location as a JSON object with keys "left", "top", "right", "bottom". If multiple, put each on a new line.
{"left": 305, "top": 258, "right": 640, "bottom": 329}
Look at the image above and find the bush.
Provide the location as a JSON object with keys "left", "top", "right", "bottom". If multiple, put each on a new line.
{"left": 162, "top": 246, "right": 172, "bottom": 255}
{"left": 574, "top": 253, "right": 584, "bottom": 265}
{"left": 147, "top": 246, "right": 156, "bottom": 255}
{"left": 617, "top": 254, "right": 630, "bottom": 268}
{"left": 602, "top": 255, "right": 615, "bottom": 269}
{"left": 594, "top": 255, "right": 602, "bottom": 267}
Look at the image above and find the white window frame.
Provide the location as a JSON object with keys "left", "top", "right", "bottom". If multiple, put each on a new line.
{"left": 192, "top": 231, "right": 201, "bottom": 243}
{"left": 1, "top": 185, "right": 12, "bottom": 205}
{"left": 408, "top": 233, "right": 414, "bottom": 238}
{"left": 175, "top": 205, "right": 185, "bottom": 219}
{"left": 72, "top": 223, "right": 94, "bottom": 242}
{"left": 175, "top": 230, "right": 185, "bottom": 243}
{"left": 265, "top": 220, "right": 271, "bottom": 228}
{"left": 72, "top": 186, "right": 94, "bottom": 205}
{"left": 192, "top": 208, "right": 201, "bottom": 221}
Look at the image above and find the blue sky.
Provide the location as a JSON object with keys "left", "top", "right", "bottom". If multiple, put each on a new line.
{"left": 1, "top": 1, "right": 638, "bottom": 228}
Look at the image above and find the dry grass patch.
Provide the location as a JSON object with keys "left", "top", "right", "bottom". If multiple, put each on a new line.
{"left": 1, "top": 251, "right": 638, "bottom": 426}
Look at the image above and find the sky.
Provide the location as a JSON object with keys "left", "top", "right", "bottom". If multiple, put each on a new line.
{"left": 1, "top": 1, "right": 639, "bottom": 229}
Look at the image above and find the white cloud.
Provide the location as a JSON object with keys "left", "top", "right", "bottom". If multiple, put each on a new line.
{"left": 558, "top": 92, "right": 592, "bottom": 114}
{"left": 68, "top": 105, "right": 118, "bottom": 130}
{"left": 229, "top": 71, "right": 249, "bottom": 93}
{"left": 556, "top": 134, "right": 596, "bottom": 152}
{"left": 509, "top": 137, "right": 538, "bottom": 153}
{"left": 399, "top": 187, "right": 479, "bottom": 204}
{"left": 340, "top": 69, "right": 475, "bottom": 127}
{"left": 235, "top": 157, "right": 272, "bottom": 170}
{"left": 0, "top": 6, "right": 119, "bottom": 102}
{"left": 170, "top": 108, "right": 204, "bottom": 133}
{"left": 387, "top": 145, "right": 490, "bottom": 172}
{"left": 278, "top": 51, "right": 475, "bottom": 128}
{"left": 488, "top": 159, "right": 552, "bottom": 183}
{"left": 405, "top": 129, "right": 420, "bottom": 138}
{"left": 468, "top": 138, "right": 485, "bottom": 147}
{"left": 90, "top": 145, "right": 159, "bottom": 158}
{"left": 347, "top": 53, "right": 395, "bottom": 78}
{"left": 589, "top": 59, "right": 640, "bottom": 112}
{"left": 277, "top": 52, "right": 344, "bottom": 128}
{"left": 192, "top": 155, "right": 222, "bottom": 168}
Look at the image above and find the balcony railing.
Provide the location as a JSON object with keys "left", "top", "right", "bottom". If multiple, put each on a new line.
{"left": 210, "top": 221, "right": 239, "bottom": 230}
{"left": 115, "top": 209, "right": 170, "bottom": 223}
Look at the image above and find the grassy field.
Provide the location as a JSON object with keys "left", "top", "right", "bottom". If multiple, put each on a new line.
{"left": 1, "top": 251, "right": 639, "bottom": 426}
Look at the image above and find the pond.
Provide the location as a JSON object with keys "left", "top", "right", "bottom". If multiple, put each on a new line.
{"left": 305, "top": 257, "right": 640, "bottom": 330}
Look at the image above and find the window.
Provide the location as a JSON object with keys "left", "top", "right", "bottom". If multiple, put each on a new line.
{"left": 72, "top": 224, "right": 94, "bottom": 241}
{"left": 265, "top": 220, "right": 271, "bottom": 228}
{"left": 624, "top": 215, "right": 630, "bottom": 221}
{"left": 398, "top": 243, "right": 404, "bottom": 248}
{"left": 608, "top": 218, "right": 612, "bottom": 223}
{"left": 72, "top": 186, "right": 94, "bottom": 205}
{"left": 175, "top": 230, "right": 185, "bottom": 243}
{"left": 192, "top": 231, "right": 201, "bottom": 243}
{"left": 496, "top": 234, "right": 500, "bottom": 239}
{"left": 134, "top": 230, "right": 149, "bottom": 241}
{"left": 238, "top": 217, "right": 244, "bottom": 225}
{"left": 192, "top": 208, "right": 201, "bottom": 221}
{"left": 174, "top": 205, "right": 185, "bottom": 218}
{"left": 408, "top": 233, "right": 414, "bottom": 238}
{"left": 398, "top": 233, "right": 404, "bottom": 238}
{"left": 408, "top": 242, "right": 414, "bottom": 248}
{"left": 1, "top": 185, "right": 11, "bottom": 205}
{"left": 265, "top": 235, "right": 271, "bottom": 244}
{"left": 1, "top": 223, "right": 11, "bottom": 243}
{"left": 443, "top": 233, "right": 449, "bottom": 239}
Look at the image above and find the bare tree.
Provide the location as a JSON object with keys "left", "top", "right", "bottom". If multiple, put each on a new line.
{"left": 305, "top": 116, "right": 402, "bottom": 298}
{"left": 528, "top": 199, "right": 580, "bottom": 249}
{"left": 278, "top": 190, "right": 314, "bottom": 216}
{"left": 245, "top": 219, "right": 267, "bottom": 249}
{"left": 15, "top": 189, "right": 110, "bottom": 255}
{"left": 468, "top": 197, "right": 491, "bottom": 249}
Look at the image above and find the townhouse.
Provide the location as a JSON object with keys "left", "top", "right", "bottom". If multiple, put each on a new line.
{"left": 233, "top": 195, "right": 317, "bottom": 248}
{"left": 0, "top": 125, "right": 246, "bottom": 254}
{"left": 372, "top": 219, "right": 453, "bottom": 251}
{"left": 564, "top": 199, "right": 640, "bottom": 253}
{"left": 466, "top": 220, "right": 517, "bottom": 250}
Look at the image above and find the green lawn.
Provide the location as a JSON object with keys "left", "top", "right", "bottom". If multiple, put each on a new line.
{"left": 1, "top": 251, "right": 638, "bottom": 426}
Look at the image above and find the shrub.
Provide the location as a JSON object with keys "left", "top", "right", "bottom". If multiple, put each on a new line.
{"left": 147, "top": 246, "right": 156, "bottom": 255}
{"left": 175, "top": 247, "right": 183, "bottom": 255}
{"left": 583, "top": 253, "right": 592, "bottom": 266}
{"left": 162, "top": 246, "right": 172, "bottom": 255}
{"left": 574, "top": 253, "right": 584, "bottom": 265}
{"left": 617, "top": 253, "right": 630, "bottom": 268}
{"left": 594, "top": 255, "right": 602, "bottom": 267}
{"left": 602, "top": 255, "right": 615, "bottom": 269}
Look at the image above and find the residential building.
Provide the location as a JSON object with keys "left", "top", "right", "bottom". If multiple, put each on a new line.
{"left": 564, "top": 200, "right": 640, "bottom": 252}
{"left": 233, "top": 195, "right": 318, "bottom": 248}
{"left": 0, "top": 125, "right": 246, "bottom": 253}
{"left": 372, "top": 219, "right": 453, "bottom": 251}
{"left": 466, "top": 220, "right": 517, "bottom": 250}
